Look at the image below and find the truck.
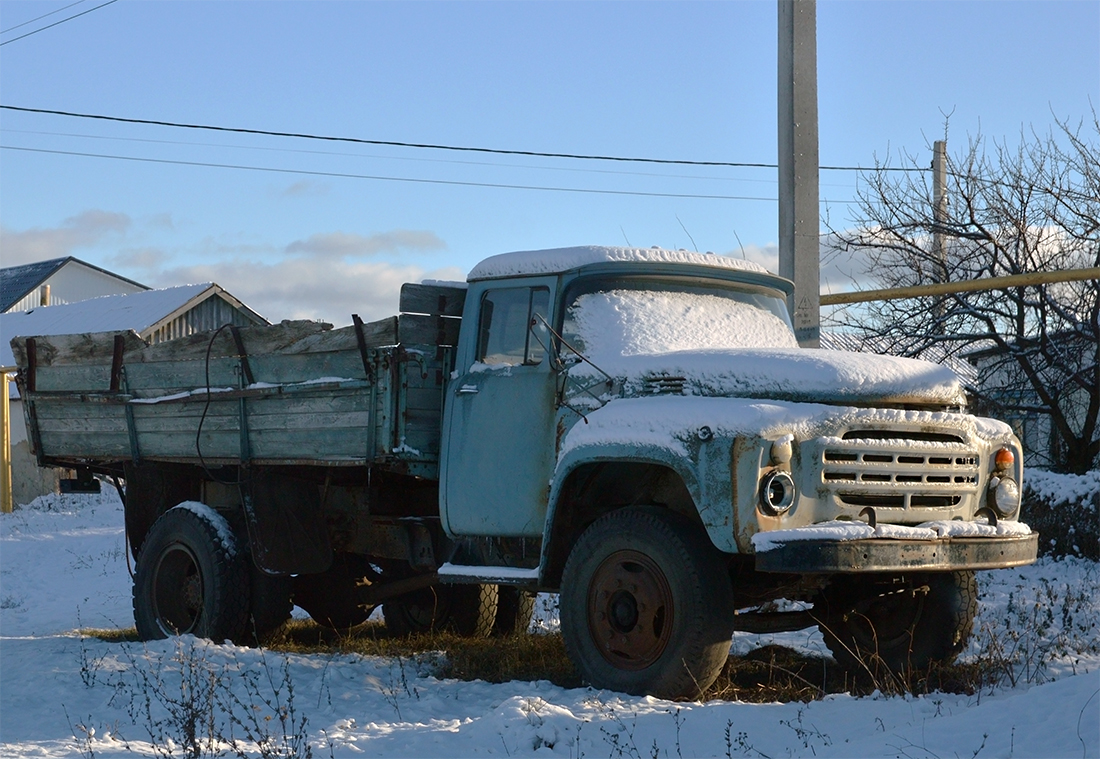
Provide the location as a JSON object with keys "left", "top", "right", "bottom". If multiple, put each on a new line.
{"left": 11, "top": 245, "right": 1038, "bottom": 700}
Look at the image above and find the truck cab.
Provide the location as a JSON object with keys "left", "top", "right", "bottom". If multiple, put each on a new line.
{"left": 437, "top": 246, "right": 1036, "bottom": 697}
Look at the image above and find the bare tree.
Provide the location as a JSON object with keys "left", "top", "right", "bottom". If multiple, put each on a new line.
{"left": 828, "top": 114, "right": 1099, "bottom": 474}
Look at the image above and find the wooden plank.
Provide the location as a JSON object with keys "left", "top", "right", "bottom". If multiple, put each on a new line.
{"left": 137, "top": 320, "right": 332, "bottom": 363}
{"left": 30, "top": 365, "right": 114, "bottom": 393}
{"left": 124, "top": 358, "right": 241, "bottom": 396}
{"left": 399, "top": 314, "right": 461, "bottom": 346}
{"left": 36, "top": 416, "right": 129, "bottom": 434}
{"left": 280, "top": 319, "right": 397, "bottom": 353}
{"left": 400, "top": 282, "right": 467, "bottom": 317}
{"left": 247, "top": 352, "right": 367, "bottom": 385}
{"left": 10, "top": 331, "right": 146, "bottom": 369}
{"left": 38, "top": 430, "right": 131, "bottom": 457}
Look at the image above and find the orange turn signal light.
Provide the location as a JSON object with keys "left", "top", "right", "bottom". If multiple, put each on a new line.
{"left": 994, "top": 447, "right": 1015, "bottom": 469}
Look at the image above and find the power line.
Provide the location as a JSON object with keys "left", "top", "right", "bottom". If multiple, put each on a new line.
{"left": 0, "top": 104, "right": 926, "bottom": 173}
{"left": 0, "top": 144, "right": 786, "bottom": 201}
{"left": 1, "top": 127, "right": 860, "bottom": 188}
{"left": 0, "top": 0, "right": 118, "bottom": 47}
{"left": 1, "top": 0, "right": 87, "bottom": 35}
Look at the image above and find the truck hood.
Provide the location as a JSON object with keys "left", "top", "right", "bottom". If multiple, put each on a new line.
{"left": 571, "top": 347, "right": 967, "bottom": 408}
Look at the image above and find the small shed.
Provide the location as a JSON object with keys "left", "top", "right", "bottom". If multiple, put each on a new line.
{"left": 2, "top": 283, "right": 268, "bottom": 507}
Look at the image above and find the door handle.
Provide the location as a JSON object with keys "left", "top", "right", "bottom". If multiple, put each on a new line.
{"left": 457, "top": 384, "right": 479, "bottom": 395}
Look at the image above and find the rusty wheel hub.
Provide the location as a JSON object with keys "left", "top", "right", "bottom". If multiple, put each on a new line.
{"left": 586, "top": 549, "right": 674, "bottom": 670}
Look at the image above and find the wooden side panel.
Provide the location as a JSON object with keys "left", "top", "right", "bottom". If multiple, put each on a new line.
{"left": 399, "top": 314, "right": 461, "bottom": 346}
{"left": 16, "top": 310, "right": 457, "bottom": 469}
{"left": 399, "top": 283, "right": 467, "bottom": 317}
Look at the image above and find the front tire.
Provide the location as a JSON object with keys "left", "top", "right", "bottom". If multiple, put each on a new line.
{"left": 560, "top": 507, "right": 735, "bottom": 700}
{"left": 133, "top": 503, "right": 249, "bottom": 642}
{"left": 815, "top": 571, "right": 977, "bottom": 675}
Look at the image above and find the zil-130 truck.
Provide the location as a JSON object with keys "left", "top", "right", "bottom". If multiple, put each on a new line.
{"left": 12, "top": 246, "right": 1038, "bottom": 699}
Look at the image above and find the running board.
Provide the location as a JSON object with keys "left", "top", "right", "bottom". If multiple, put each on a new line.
{"left": 437, "top": 563, "right": 540, "bottom": 585}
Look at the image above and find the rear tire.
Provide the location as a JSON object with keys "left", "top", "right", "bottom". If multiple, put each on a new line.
{"left": 133, "top": 503, "right": 249, "bottom": 643}
{"left": 384, "top": 583, "right": 498, "bottom": 637}
{"left": 815, "top": 571, "right": 977, "bottom": 675}
{"left": 560, "top": 506, "right": 735, "bottom": 700}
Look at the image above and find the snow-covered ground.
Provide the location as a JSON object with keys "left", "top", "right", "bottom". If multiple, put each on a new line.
{"left": 2, "top": 491, "right": 1098, "bottom": 758}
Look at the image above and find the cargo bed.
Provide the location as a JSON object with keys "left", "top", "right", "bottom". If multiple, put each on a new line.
{"left": 11, "top": 283, "right": 466, "bottom": 479}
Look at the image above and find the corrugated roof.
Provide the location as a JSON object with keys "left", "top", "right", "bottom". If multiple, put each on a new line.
{"left": 0, "top": 258, "right": 69, "bottom": 312}
{"left": 1, "top": 283, "right": 215, "bottom": 371}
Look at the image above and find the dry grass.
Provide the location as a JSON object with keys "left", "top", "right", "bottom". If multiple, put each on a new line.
{"left": 79, "top": 623, "right": 1007, "bottom": 702}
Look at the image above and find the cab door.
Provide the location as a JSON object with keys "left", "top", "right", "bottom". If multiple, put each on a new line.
{"left": 441, "top": 281, "right": 557, "bottom": 536}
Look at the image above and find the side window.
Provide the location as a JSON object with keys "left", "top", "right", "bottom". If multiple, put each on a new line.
{"left": 477, "top": 287, "right": 550, "bottom": 366}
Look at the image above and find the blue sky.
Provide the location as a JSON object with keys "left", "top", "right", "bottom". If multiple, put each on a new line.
{"left": 1, "top": 0, "right": 1096, "bottom": 325}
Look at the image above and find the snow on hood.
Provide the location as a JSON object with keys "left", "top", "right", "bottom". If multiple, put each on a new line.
{"left": 573, "top": 347, "right": 967, "bottom": 407}
{"left": 558, "top": 396, "right": 1006, "bottom": 462}
{"left": 467, "top": 245, "right": 769, "bottom": 280}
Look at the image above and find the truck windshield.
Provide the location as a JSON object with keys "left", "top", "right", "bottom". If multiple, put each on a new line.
{"left": 561, "top": 279, "right": 797, "bottom": 359}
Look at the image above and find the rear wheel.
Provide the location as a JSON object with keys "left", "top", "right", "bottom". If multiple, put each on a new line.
{"left": 133, "top": 503, "right": 249, "bottom": 642}
{"left": 815, "top": 571, "right": 977, "bottom": 675}
{"left": 560, "top": 506, "right": 735, "bottom": 700}
{"left": 383, "top": 583, "right": 497, "bottom": 637}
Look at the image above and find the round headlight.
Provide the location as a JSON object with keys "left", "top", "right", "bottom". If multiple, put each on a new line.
{"left": 991, "top": 476, "right": 1021, "bottom": 517}
{"left": 759, "top": 470, "right": 796, "bottom": 515}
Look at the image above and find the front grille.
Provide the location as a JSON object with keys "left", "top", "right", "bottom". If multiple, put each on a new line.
{"left": 821, "top": 430, "right": 979, "bottom": 511}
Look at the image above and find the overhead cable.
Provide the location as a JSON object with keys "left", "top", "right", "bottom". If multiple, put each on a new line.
{"left": 1, "top": 144, "right": 797, "bottom": 201}
{"left": 0, "top": 0, "right": 87, "bottom": 35}
{"left": 0, "top": 104, "right": 927, "bottom": 172}
{"left": 0, "top": 0, "right": 118, "bottom": 47}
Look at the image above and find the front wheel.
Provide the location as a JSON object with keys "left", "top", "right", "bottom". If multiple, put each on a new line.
{"left": 133, "top": 503, "right": 249, "bottom": 642}
{"left": 815, "top": 571, "right": 977, "bottom": 675}
{"left": 560, "top": 507, "right": 735, "bottom": 700}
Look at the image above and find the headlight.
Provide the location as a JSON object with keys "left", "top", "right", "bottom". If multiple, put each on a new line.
{"left": 759, "top": 470, "right": 795, "bottom": 515}
{"left": 990, "top": 476, "right": 1021, "bottom": 517}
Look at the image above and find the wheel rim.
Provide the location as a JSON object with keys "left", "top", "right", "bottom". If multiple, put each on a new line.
{"left": 586, "top": 549, "right": 674, "bottom": 671}
{"left": 152, "top": 543, "right": 204, "bottom": 635}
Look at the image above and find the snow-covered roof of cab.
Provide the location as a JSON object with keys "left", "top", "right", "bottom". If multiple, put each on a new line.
{"left": 467, "top": 245, "right": 772, "bottom": 282}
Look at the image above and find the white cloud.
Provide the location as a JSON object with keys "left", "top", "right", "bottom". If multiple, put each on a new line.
{"left": 284, "top": 230, "right": 446, "bottom": 259}
{"left": 120, "top": 228, "right": 458, "bottom": 325}
{"left": 716, "top": 236, "right": 875, "bottom": 294}
{"left": 0, "top": 211, "right": 130, "bottom": 266}
{"left": 143, "top": 256, "right": 465, "bottom": 326}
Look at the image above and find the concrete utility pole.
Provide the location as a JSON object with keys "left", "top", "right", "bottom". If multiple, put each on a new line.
{"left": 932, "top": 139, "right": 949, "bottom": 317}
{"left": 778, "top": 0, "right": 820, "bottom": 347}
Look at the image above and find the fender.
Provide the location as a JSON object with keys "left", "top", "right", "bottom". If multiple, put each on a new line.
{"left": 540, "top": 435, "right": 740, "bottom": 585}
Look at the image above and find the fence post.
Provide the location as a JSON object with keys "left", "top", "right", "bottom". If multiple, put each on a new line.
{"left": 1, "top": 370, "right": 12, "bottom": 513}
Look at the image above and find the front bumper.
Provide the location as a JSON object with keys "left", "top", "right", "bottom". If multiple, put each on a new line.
{"left": 755, "top": 531, "right": 1039, "bottom": 574}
